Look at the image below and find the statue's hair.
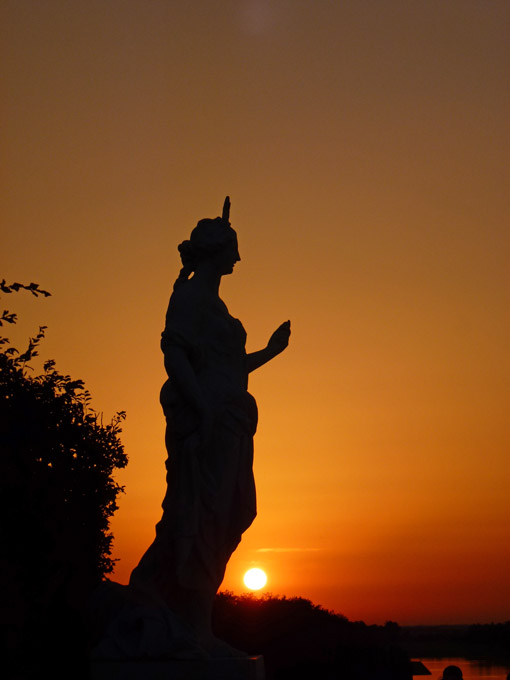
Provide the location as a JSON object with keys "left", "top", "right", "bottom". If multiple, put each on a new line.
{"left": 173, "top": 217, "right": 236, "bottom": 290}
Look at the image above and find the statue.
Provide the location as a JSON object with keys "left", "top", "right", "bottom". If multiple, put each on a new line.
{"left": 93, "top": 198, "right": 290, "bottom": 661}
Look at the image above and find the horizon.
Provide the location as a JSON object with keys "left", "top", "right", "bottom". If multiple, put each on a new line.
{"left": 214, "top": 590, "right": 510, "bottom": 627}
{"left": 3, "top": 0, "right": 509, "bottom": 627}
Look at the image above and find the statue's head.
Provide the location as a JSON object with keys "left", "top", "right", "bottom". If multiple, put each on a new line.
{"left": 181, "top": 217, "right": 237, "bottom": 262}
{"left": 174, "top": 198, "right": 239, "bottom": 287}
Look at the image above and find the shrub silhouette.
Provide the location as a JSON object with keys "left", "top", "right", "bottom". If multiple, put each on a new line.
{"left": 0, "top": 280, "right": 127, "bottom": 672}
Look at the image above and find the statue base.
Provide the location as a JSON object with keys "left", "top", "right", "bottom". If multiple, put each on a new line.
{"left": 90, "top": 655, "right": 265, "bottom": 680}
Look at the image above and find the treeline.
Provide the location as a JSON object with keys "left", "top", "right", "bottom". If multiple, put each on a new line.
{"left": 401, "top": 622, "right": 510, "bottom": 661}
{"left": 466, "top": 622, "right": 510, "bottom": 648}
{"left": 213, "top": 591, "right": 412, "bottom": 680}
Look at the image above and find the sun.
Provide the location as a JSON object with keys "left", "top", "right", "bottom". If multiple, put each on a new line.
{"left": 243, "top": 568, "right": 267, "bottom": 591}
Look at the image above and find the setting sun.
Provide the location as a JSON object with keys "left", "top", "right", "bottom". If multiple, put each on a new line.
{"left": 243, "top": 568, "right": 267, "bottom": 591}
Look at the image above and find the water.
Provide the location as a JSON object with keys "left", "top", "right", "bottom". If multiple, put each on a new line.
{"left": 418, "top": 658, "right": 509, "bottom": 680}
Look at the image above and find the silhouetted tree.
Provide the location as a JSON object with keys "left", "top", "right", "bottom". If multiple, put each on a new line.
{"left": 0, "top": 280, "right": 127, "bottom": 672}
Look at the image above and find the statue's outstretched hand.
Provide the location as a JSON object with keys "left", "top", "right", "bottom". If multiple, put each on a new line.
{"left": 267, "top": 320, "right": 291, "bottom": 357}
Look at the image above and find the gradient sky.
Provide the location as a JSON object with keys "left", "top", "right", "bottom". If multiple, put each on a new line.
{"left": 2, "top": 1, "right": 509, "bottom": 625}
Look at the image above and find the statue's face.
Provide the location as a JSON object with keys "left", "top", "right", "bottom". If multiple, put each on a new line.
{"left": 191, "top": 220, "right": 240, "bottom": 275}
{"left": 215, "top": 235, "right": 240, "bottom": 275}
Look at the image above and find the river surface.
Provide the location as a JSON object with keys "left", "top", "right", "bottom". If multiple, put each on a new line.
{"left": 418, "top": 657, "right": 509, "bottom": 680}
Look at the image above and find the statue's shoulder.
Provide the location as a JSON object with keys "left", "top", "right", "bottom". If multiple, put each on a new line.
{"left": 167, "top": 280, "right": 208, "bottom": 324}
{"left": 170, "top": 279, "right": 206, "bottom": 306}
{"left": 163, "top": 282, "right": 206, "bottom": 347}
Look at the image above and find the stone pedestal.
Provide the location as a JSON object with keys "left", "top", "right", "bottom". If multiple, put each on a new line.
{"left": 90, "top": 655, "right": 265, "bottom": 680}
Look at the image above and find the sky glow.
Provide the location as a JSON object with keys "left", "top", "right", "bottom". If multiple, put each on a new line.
{"left": 2, "top": 0, "right": 509, "bottom": 625}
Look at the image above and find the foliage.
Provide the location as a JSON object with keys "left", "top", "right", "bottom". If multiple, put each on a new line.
{"left": 0, "top": 280, "right": 127, "bottom": 667}
{"left": 213, "top": 592, "right": 410, "bottom": 679}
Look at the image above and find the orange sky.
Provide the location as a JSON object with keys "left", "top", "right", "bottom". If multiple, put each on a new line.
{"left": 2, "top": 1, "right": 509, "bottom": 625}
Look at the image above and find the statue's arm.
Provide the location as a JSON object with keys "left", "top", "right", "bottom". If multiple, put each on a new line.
{"left": 162, "top": 287, "right": 214, "bottom": 443}
{"left": 162, "top": 285, "right": 206, "bottom": 407}
{"left": 247, "top": 320, "right": 291, "bottom": 373}
{"left": 164, "top": 347, "right": 207, "bottom": 414}
{"left": 164, "top": 345, "right": 213, "bottom": 446}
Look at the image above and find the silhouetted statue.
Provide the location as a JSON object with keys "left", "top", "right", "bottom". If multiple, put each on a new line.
{"left": 93, "top": 198, "right": 290, "bottom": 661}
